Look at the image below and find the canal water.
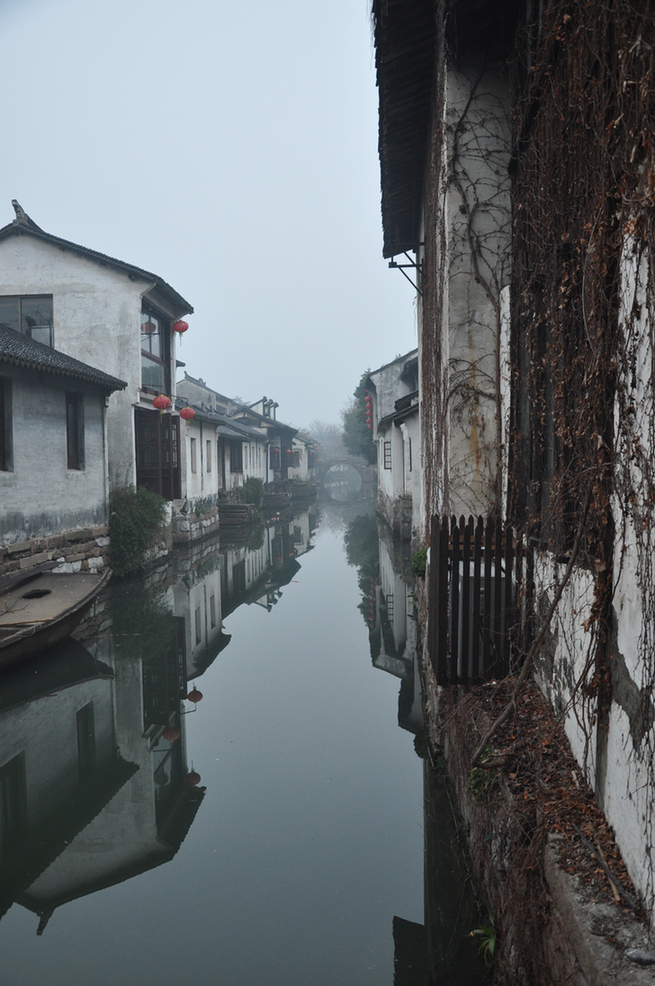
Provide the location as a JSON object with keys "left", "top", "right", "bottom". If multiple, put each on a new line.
{"left": 0, "top": 503, "right": 484, "bottom": 985}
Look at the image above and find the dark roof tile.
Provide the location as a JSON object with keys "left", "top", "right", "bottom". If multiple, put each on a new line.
{"left": 0, "top": 326, "right": 127, "bottom": 391}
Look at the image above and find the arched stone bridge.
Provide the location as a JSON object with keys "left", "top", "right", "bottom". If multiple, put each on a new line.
{"left": 316, "top": 456, "right": 377, "bottom": 503}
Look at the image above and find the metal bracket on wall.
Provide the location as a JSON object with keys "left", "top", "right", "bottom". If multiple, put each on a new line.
{"left": 388, "top": 251, "right": 423, "bottom": 296}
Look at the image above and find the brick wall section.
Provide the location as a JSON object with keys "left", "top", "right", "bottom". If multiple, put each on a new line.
{"left": 0, "top": 526, "right": 110, "bottom": 581}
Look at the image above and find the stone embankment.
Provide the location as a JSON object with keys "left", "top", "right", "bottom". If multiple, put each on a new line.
{"left": 416, "top": 579, "right": 655, "bottom": 986}
{"left": 0, "top": 527, "right": 110, "bottom": 583}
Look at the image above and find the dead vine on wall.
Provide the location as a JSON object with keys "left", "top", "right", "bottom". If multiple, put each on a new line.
{"left": 509, "top": 0, "right": 655, "bottom": 906}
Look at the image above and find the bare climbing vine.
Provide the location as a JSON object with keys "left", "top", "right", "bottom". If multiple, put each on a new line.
{"left": 507, "top": 0, "right": 655, "bottom": 909}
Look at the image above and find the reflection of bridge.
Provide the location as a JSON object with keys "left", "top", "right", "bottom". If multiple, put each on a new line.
{"left": 316, "top": 456, "right": 377, "bottom": 502}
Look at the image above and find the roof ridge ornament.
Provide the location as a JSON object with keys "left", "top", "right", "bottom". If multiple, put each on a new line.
{"left": 11, "top": 199, "right": 43, "bottom": 231}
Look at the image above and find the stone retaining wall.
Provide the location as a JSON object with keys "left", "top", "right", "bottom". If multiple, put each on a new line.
{"left": 171, "top": 504, "right": 220, "bottom": 543}
{"left": 0, "top": 526, "right": 110, "bottom": 581}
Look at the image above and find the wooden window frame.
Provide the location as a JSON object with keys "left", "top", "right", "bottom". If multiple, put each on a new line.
{"left": 66, "top": 392, "right": 84, "bottom": 470}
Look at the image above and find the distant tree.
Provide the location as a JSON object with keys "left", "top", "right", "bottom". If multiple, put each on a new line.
{"left": 306, "top": 420, "right": 348, "bottom": 460}
{"left": 341, "top": 372, "right": 376, "bottom": 464}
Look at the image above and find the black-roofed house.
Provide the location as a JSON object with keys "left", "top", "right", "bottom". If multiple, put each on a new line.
{"left": 366, "top": 350, "right": 419, "bottom": 539}
{"left": 0, "top": 203, "right": 193, "bottom": 501}
{"left": 0, "top": 325, "right": 126, "bottom": 564}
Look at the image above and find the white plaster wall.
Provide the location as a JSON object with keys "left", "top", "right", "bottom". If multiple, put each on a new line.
{"left": 0, "top": 367, "right": 109, "bottom": 541}
{"left": 443, "top": 60, "right": 511, "bottom": 518}
{"left": 0, "top": 236, "right": 152, "bottom": 488}
{"left": 528, "top": 239, "right": 655, "bottom": 918}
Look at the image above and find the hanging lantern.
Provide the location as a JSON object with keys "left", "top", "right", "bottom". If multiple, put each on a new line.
{"left": 153, "top": 394, "right": 171, "bottom": 415}
{"left": 187, "top": 684, "right": 203, "bottom": 704}
{"left": 162, "top": 724, "right": 180, "bottom": 742}
{"left": 367, "top": 422, "right": 373, "bottom": 430}
{"left": 172, "top": 320, "right": 189, "bottom": 344}
{"left": 180, "top": 406, "right": 196, "bottom": 431}
{"left": 185, "top": 769, "right": 201, "bottom": 786}
{"left": 141, "top": 320, "right": 156, "bottom": 334}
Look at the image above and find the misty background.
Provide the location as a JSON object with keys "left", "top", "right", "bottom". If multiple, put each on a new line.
{"left": 0, "top": 0, "right": 416, "bottom": 429}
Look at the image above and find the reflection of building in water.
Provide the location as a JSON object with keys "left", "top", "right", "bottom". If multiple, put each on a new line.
{"left": 368, "top": 532, "right": 422, "bottom": 734}
{"left": 357, "top": 528, "right": 483, "bottom": 985}
{"left": 172, "top": 541, "right": 231, "bottom": 681}
{"left": 0, "top": 593, "right": 204, "bottom": 933}
{"left": 221, "top": 511, "right": 316, "bottom": 615}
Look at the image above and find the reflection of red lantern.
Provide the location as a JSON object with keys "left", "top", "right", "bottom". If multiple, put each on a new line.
{"left": 172, "top": 320, "right": 189, "bottom": 343}
{"left": 154, "top": 766, "right": 169, "bottom": 786}
{"left": 180, "top": 406, "right": 196, "bottom": 431}
{"left": 162, "top": 725, "right": 180, "bottom": 742}
{"left": 187, "top": 684, "right": 203, "bottom": 704}
{"left": 141, "top": 320, "right": 156, "bottom": 334}
{"left": 185, "top": 769, "right": 201, "bottom": 786}
{"left": 153, "top": 394, "right": 171, "bottom": 414}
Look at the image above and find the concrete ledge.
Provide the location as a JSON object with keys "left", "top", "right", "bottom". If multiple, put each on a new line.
{"left": 544, "top": 838, "right": 655, "bottom": 986}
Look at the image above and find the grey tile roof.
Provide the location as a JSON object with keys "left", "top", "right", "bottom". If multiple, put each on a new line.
{"left": 0, "top": 208, "right": 193, "bottom": 316}
{"left": 0, "top": 326, "right": 127, "bottom": 391}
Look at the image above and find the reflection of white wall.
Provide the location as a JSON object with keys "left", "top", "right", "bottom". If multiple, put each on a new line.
{"left": 0, "top": 676, "right": 115, "bottom": 838}
{"left": 173, "top": 568, "right": 224, "bottom": 680}
{"left": 25, "top": 644, "right": 185, "bottom": 906}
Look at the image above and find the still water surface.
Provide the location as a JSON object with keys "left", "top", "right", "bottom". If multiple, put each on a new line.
{"left": 0, "top": 513, "right": 433, "bottom": 985}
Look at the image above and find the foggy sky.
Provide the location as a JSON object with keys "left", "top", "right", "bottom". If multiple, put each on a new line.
{"left": 0, "top": 0, "right": 416, "bottom": 429}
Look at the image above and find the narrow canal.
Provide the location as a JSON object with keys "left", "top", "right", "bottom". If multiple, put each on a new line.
{"left": 0, "top": 506, "right": 484, "bottom": 985}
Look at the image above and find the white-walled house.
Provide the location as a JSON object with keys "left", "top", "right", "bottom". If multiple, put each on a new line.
{"left": 287, "top": 435, "right": 316, "bottom": 484}
{"left": 0, "top": 202, "right": 193, "bottom": 500}
{"left": 176, "top": 375, "right": 299, "bottom": 489}
{"left": 366, "top": 350, "right": 419, "bottom": 539}
{"left": 177, "top": 401, "right": 269, "bottom": 507}
{"left": 0, "top": 325, "right": 126, "bottom": 547}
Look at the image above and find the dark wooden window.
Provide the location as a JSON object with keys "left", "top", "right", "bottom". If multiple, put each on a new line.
{"left": 66, "top": 392, "right": 84, "bottom": 470}
{"left": 0, "top": 377, "right": 10, "bottom": 471}
{"left": 206, "top": 440, "right": 212, "bottom": 473}
{"left": 195, "top": 606, "right": 202, "bottom": 645}
{"left": 230, "top": 440, "right": 243, "bottom": 473}
{"left": 140, "top": 307, "right": 170, "bottom": 394}
{"left": 76, "top": 703, "right": 96, "bottom": 785}
{"left": 292, "top": 450, "right": 300, "bottom": 468}
{"left": 269, "top": 446, "right": 280, "bottom": 470}
{"left": 0, "top": 753, "right": 27, "bottom": 854}
{"left": 383, "top": 441, "right": 392, "bottom": 470}
{"left": 0, "top": 295, "right": 53, "bottom": 346}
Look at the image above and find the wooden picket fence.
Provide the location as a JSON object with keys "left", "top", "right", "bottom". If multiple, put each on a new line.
{"left": 428, "top": 515, "right": 526, "bottom": 686}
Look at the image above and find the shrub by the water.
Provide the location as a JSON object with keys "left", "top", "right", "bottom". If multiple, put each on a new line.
{"left": 109, "top": 485, "right": 166, "bottom": 576}
{"left": 238, "top": 477, "right": 264, "bottom": 507}
{"left": 412, "top": 547, "right": 427, "bottom": 578}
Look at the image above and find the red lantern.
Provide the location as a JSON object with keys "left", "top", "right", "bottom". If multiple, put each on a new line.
{"left": 153, "top": 394, "right": 171, "bottom": 415}
{"left": 180, "top": 405, "right": 196, "bottom": 431}
{"left": 185, "top": 769, "right": 201, "bottom": 786}
{"left": 187, "top": 684, "right": 203, "bottom": 704}
{"left": 172, "top": 320, "right": 189, "bottom": 344}
{"left": 141, "top": 320, "right": 156, "bottom": 334}
{"left": 162, "top": 725, "right": 180, "bottom": 742}
{"left": 367, "top": 422, "right": 373, "bottom": 430}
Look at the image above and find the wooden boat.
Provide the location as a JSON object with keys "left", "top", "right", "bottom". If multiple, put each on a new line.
{"left": 0, "top": 568, "right": 110, "bottom": 670}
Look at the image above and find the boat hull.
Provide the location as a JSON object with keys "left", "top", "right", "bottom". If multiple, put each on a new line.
{"left": 0, "top": 570, "right": 110, "bottom": 670}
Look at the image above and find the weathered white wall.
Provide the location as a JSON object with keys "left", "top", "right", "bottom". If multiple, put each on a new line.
{"left": 443, "top": 60, "right": 511, "bottom": 518}
{"left": 0, "top": 236, "right": 152, "bottom": 488}
{"left": 530, "top": 241, "right": 655, "bottom": 920}
{"left": 0, "top": 366, "right": 109, "bottom": 542}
